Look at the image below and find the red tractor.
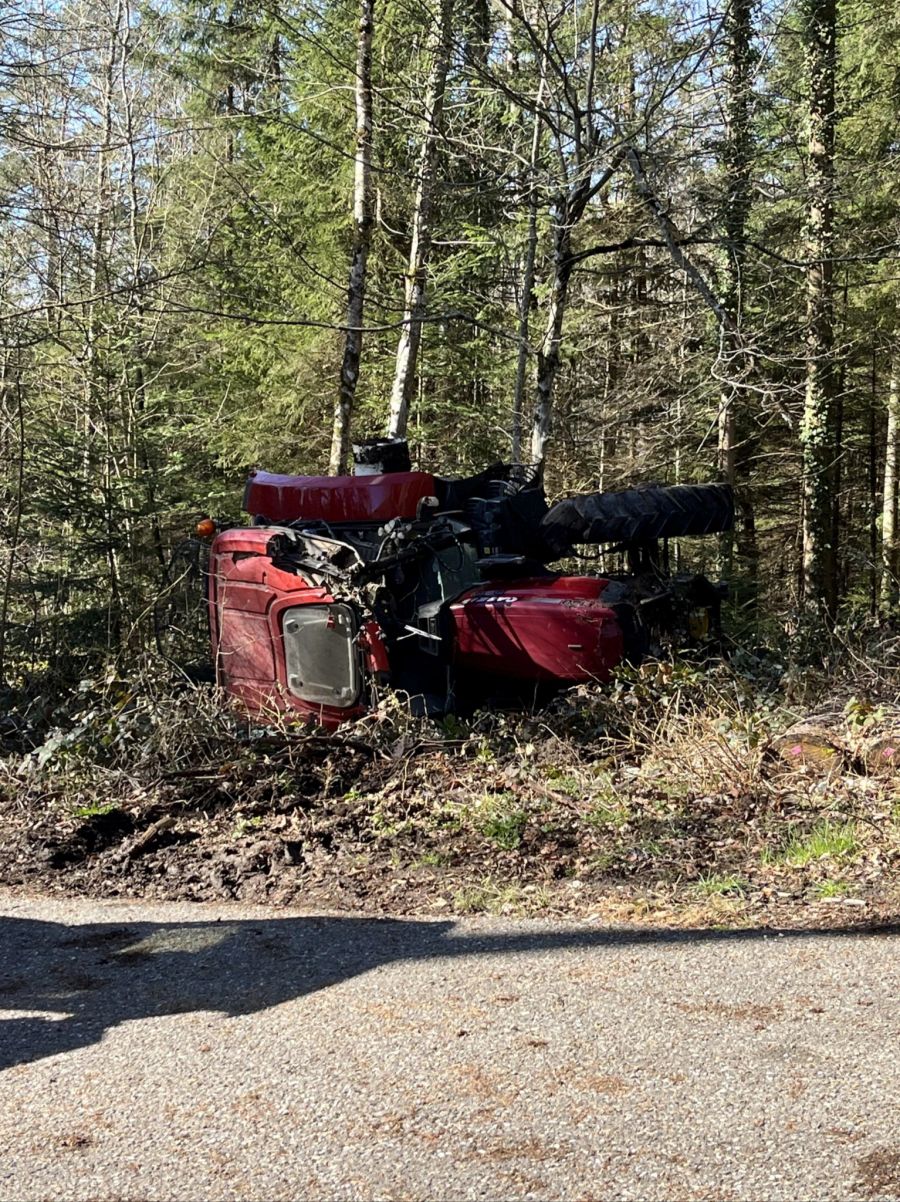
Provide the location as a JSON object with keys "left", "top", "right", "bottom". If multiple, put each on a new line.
{"left": 197, "top": 439, "right": 733, "bottom": 727}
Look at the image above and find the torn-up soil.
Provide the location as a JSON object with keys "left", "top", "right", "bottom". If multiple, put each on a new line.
{"left": 2, "top": 667, "right": 900, "bottom": 928}
{"left": 0, "top": 701, "right": 893, "bottom": 923}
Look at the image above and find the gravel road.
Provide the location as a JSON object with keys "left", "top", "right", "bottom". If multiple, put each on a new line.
{"left": 1, "top": 891, "right": 898, "bottom": 1202}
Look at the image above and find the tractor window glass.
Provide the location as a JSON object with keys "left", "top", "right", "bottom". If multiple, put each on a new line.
{"left": 434, "top": 542, "right": 479, "bottom": 600}
{"left": 281, "top": 604, "right": 360, "bottom": 708}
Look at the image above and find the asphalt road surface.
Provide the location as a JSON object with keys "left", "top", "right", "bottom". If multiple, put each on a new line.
{"left": 1, "top": 891, "right": 898, "bottom": 1202}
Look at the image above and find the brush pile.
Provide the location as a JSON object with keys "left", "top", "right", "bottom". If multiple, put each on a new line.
{"left": 1, "top": 654, "right": 899, "bottom": 926}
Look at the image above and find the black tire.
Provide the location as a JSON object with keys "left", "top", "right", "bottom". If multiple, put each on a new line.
{"left": 539, "top": 483, "right": 734, "bottom": 555}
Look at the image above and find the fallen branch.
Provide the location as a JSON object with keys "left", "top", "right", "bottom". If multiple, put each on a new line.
{"left": 119, "top": 815, "right": 176, "bottom": 861}
{"left": 624, "top": 145, "right": 734, "bottom": 333}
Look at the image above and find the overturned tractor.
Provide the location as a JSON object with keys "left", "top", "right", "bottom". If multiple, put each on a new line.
{"left": 197, "top": 439, "right": 733, "bottom": 726}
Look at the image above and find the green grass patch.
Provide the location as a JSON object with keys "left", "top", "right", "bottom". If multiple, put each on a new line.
{"left": 72, "top": 802, "right": 120, "bottom": 819}
{"left": 412, "top": 850, "right": 450, "bottom": 869}
{"left": 637, "top": 837, "right": 665, "bottom": 859}
{"left": 474, "top": 792, "right": 528, "bottom": 850}
{"left": 780, "top": 820, "right": 860, "bottom": 867}
{"left": 814, "top": 879, "right": 852, "bottom": 899}
{"left": 694, "top": 872, "right": 747, "bottom": 898}
{"left": 584, "top": 799, "right": 630, "bottom": 830}
{"left": 544, "top": 767, "right": 583, "bottom": 796}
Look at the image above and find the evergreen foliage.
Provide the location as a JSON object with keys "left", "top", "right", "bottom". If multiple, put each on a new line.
{"left": 1, "top": 0, "right": 898, "bottom": 686}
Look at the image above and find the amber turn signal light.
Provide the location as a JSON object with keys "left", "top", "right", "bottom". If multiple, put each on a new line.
{"left": 195, "top": 518, "right": 217, "bottom": 538}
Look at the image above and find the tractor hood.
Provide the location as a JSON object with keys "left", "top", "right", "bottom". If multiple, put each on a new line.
{"left": 243, "top": 469, "right": 437, "bottom": 524}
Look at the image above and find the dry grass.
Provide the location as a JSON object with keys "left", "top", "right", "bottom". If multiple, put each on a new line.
{"left": 1, "top": 653, "right": 899, "bottom": 921}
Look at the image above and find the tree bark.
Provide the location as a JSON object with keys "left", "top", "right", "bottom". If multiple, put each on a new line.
{"left": 330, "top": 0, "right": 374, "bottom": 474}
{"left": 524, "top": 0, "right": 624, "bottom": 468}
{"left": 529, "top": 154, "right": 623, "bottom": 466}
{"left": 0, "top": 349, "right": 24, "bottom": 686}
{"left": 880, "top": 364, "right": 900, "bottom": 613}
{"left": 387, "top": 0, "right": 454, "bottom": 440}
{"left": 868, "top": 348, "right": 879, "bottom": 613}
{"left": 717, "top": 0, "right": 753, "bottom": 575}
{"left": 626, "top": 147, "right": 732, "bottom": 331}
{"left": 512, "top": 72, "right": 546, "bottom": 463}
{"left": 531, "top": 196, "right": 574, "bottom": 465}
{"left": 83, "top": 0, "right": 126, "bottom": 638}
{"left": 800, "top": 0, "right": 838, "bottom": 622}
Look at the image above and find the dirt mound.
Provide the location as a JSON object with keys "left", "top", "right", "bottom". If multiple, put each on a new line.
{"left": 2, "top": 665, "right": 899, "bottom": 926}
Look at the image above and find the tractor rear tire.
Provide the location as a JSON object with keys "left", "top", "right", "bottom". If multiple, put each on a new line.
{"left": 540, "top": 483, "right": 734, "bottom": 555}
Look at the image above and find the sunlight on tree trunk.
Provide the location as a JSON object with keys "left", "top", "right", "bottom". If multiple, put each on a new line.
{"left": 331, "top": 0, "right": 374, "bottom": 475}
{"left": 512, "top": 71, "right": 545, "bottom": 463}
{"left": 880, "top": 365, "right": 899, "bottom": 614}
{"left": 387, "top": 0, "right": 454, "bottom": 441}
{"left": 531, "top": 197, "right": 575, "bottom": 465}
{"left": 800, "top": 0, "right": 838, "bottom": 624}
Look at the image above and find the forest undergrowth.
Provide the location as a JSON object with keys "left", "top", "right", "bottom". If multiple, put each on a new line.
{"left": 2, "top": 638, "right": 900, "bottom": 928}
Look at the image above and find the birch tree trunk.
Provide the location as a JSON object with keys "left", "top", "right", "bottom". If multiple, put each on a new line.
{"left": 387, "top": 0, "right": 453, "bottom": 440}
{"left": 512, "top": 202, "right": 539, "bottom": 463}
{"left": 511, "top": 67, "right": 546, "bottom": 463}
{"left": 880, "top": 365, "right": 900, "bottom": 613}
{"left": 800, "top": 0, "right": 838, "bottom": 621}
{"left": 528, "top": 0, "right": 604, "bottom": 468}
{"left": 531, "top": 197, "right": 574, "bottom": 465}
{"left": 868, "top": 349, "right": 879, "bottom": 611}
{"left": 330, "top": 0, "right": 374, "bottom": 475}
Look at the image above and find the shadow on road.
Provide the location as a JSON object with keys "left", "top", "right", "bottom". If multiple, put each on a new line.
{"left": 1, "top": 909, "right": 897, "bottom": 1070}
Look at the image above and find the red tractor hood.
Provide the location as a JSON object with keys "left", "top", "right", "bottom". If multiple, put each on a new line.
{"left": 243, "top": 470, "right": 437, "bottom": 524}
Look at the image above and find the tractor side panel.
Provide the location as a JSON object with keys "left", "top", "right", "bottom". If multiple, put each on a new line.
{"left": 449, "top": 576, "right": 624, "bottom": 683}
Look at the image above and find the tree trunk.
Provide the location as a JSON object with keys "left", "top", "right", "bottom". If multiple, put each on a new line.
{"left": 531, "top": 198, "right": 573, "bottom": 464}
{"left": 868, "top": 348, "right": 879, "bottom": 613}
{"left": 880, "top": 364, "right": 900, "bottom": 613}
{"left": 512, "top": 73, "right": 546, "bottom": 463}
{"left": 772, "top": 712, "right": 849, "bottom": 773}
{"left": 524, "top": 0, "right": 620, "bottom": 468}
{"left": 800, "top": 0, "right": 838, "bottom": 622}
{"left": 330, "top": 0, "right": 374, "bottom": 475}
{"left": 717, "top": 0, "right": 753, "bottom": 576}
{"left": 83, "top": 0, "right": 126, "bottom": 639}
{"left": 0, "top": 349, "right": 24, "bottom": 686}
{"left": 529, "top": 151, "right": 626, "bottom": 466}
{"left": 387, "top": 0, "right": 454, "bottom": 440}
